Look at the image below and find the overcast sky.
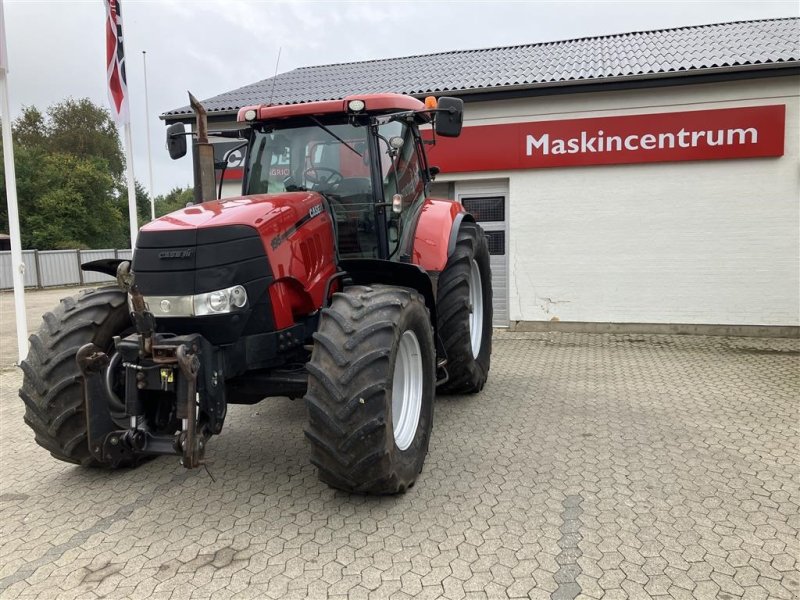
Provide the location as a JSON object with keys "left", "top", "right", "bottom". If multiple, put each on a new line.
{"left": 3, "top": 0, "right": 798, "bottom": 196}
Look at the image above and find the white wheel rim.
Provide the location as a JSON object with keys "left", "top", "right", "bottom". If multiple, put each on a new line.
{"left": 392, "top": 330, "right": 423, "bottom": 451}
{"left": 469, "top": 259, "right": 484, "bottom": 358}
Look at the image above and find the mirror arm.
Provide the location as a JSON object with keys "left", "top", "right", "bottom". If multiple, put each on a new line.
{"left": 217, "top": 142, "right": 249, "bottom": 200}
{"left": 210, "top": 129, "right": 247, "bottom": 139}
{"left": 168, "top": 130, "right": 244, "bottom": 140}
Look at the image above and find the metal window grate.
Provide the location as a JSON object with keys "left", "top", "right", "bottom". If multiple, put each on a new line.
{"left": 483, "top": 230, "right": 505, "bottom": 256}
{"left": 462, "top": 196, "right": 505, "bottom": 222}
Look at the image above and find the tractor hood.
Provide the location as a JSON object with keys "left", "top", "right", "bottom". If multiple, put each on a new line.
{"left": 132, "top": 191, "right": 335, "bottom": 343}
{"left": 142, "top": 192, "right": 326, "bottom": 236}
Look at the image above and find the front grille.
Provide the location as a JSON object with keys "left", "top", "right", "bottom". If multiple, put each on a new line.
{"left": 133, "top": 225, "right": 271, "bottom": 295}
{"left": 132, "top": 225, "right": 275, "bottom": 344}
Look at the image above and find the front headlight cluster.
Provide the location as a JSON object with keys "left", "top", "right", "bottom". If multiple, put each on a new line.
{"left": 197, "top": 285, "right": 248, "bottom": 316}
{"left": 141, "top": 284, "right": 249, "bottom": 318}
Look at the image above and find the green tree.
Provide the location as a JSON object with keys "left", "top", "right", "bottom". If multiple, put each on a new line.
{"left": 11, "top": 106, "right": 47, "bottom": 149}
{"left": 154, "top": 186, "right": 194, "bottom": 217}
{"left": 9, "top": 151, "right": 126, "bottom": 249}
{"left": 117, "top": 180, "right": 154, "bottom": 227}
{"left": 45, "top": 98, "right": 125, "bottom": 178}
{"left": 0, "top": 98, "right": 140, "bottom": 249}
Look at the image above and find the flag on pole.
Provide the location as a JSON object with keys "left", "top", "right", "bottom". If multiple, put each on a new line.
{"left": 104, "top": 0, "right": 129, "bottom": 124}
{"left": 103, "top": 0, "right": 138, "bottom": 244}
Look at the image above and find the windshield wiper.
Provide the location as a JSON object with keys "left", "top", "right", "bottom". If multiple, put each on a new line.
{"left": 308, "top": 116, "right": 362, "bottom": 157}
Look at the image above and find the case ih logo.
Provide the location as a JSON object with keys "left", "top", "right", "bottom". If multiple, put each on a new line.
{"left": 158, "top": 249, "right": 194, "bottom": 260}
{"left": 426, "top": 105, "right": 785, "bottom": 172}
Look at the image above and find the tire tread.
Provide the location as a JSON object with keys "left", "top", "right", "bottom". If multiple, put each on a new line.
{"left": 437, "top": 221, "right": 492, "bottom": 394}
{"left": 304, "top": 285, "right": 430, "bottom": 494}
{"left": 19, "top": 286, "right": 129, "bottom": 467}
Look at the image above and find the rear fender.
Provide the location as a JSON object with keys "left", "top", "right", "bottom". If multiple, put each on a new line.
{"left": 409, "top": 198, "right": 474, "bottom": 273}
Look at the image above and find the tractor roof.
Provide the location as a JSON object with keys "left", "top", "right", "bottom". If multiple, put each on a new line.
{"left": 237, "top": 93, "right": 426, "bottom": 123}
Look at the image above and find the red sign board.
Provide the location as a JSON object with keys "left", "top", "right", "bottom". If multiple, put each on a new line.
{"left": 426, "top": 105, "right": 785, "bottom": 173}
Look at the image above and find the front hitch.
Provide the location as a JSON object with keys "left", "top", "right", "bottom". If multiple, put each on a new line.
{"left": 77, "top": 337, "right": 215, "bottom": 469}
{"left": 80, "top": 261, "right": 222, "bottom": 469}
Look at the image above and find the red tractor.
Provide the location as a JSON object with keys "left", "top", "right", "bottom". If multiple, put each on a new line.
{"left": 19, "top": 93, "right": 492, "bottom": 494}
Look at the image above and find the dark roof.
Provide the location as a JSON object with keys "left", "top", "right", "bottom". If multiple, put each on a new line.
{"left": 163, "top": 17, "right": 800, "bottom": 119}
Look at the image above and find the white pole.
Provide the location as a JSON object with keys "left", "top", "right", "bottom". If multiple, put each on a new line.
{"left": 123, "top": 121, "right": 138, "bottom": 248}
{"left": 0, "top": 1, "right": 28, "bottom": 364}
{"left": 142, "top": 50, "right": 154, "bottom": 220}
{"left": 0, "top": 81, "right": 29, "bottom": 363}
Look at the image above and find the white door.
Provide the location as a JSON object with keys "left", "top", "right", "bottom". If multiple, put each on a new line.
{"left": 456, "top": 181, "right": 509, "bottom": 327}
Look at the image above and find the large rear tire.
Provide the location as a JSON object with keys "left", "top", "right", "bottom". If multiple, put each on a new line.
{"left": 437, "top": 221, "right": 493, "bottom": 394}
{"left": 19, "top": 287, "right": 131, "bottom": 466}
{"left": 304, "top": 285, "right": 436, "bottom": 494}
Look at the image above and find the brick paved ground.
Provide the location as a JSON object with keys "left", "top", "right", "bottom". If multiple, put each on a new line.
{"left": 0, "top": 288, "right": 798, "bottom": 599}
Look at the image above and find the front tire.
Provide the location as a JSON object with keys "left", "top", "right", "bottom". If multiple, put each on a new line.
{"left": 437, "top": 221, "right": 493, "bottom": 394}
{"left": 304, "top": 285, "right": 435, "bottom": 494}
{"left": 19, "top": 287, "right": 131, "bottom": 466}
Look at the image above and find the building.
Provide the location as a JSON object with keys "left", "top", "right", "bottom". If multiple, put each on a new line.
{"left": 162, "top": 18, "right": 800, "bottom": 335}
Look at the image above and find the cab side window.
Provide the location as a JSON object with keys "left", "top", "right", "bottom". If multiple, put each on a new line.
{"left": 379, "top": 122, "right": 425, "bottom": 211}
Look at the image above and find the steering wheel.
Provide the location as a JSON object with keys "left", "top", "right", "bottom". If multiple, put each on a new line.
{"left": 304, "top": 167, "right": 344, "bottom": 188}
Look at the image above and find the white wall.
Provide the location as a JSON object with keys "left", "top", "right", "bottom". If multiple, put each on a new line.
{"left": 439, "top": 76, "right": 800, "bottom": 326}
{"left": 220, "top": 180, "right": 243, "bottom": 198}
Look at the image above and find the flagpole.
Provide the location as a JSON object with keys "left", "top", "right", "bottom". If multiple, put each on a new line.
{"left": 0, "top": 1, "right": 29, "bottom": 364}
{"left": 0, "top": 0, "right": 28, "bottom": 364}
{"left": 142, "top": 50, "right": 154, "bottom": 220}
{"left": 123, "top": 121, "right": 138, "bottom": 248}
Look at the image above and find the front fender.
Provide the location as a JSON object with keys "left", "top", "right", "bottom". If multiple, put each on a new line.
{"left": 410, "top": 198, "right": 473, "bottom": 272}
{"left": 81, "top": 258, "right": 125, "bottom": 277}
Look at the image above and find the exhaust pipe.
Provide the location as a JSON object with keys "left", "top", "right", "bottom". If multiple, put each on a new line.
{"left": 189, "top": 92, "right": 217, "bottom": 204}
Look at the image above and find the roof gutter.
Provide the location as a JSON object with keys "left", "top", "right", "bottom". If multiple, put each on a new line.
{"left": 160, "top": 62, "right": 800, "bottom": 122}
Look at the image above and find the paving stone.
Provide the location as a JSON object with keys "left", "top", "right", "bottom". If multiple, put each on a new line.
{"left": 0, "top": 307, "right": 797, "bottom": 599}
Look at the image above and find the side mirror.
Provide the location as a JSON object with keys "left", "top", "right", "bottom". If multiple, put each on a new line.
{"left": 166, "top": 122, "right": 187, "bottom": 159}
{"left": 434, "top": 97, "right": 464, "bottom": 138}
{"left": 428, "top": 165, "right": 440, "bottom": 179}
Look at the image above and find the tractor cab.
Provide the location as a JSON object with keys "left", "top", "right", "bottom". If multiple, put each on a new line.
{"left": 169, "top": 93, "right": 464, "bottom": 262}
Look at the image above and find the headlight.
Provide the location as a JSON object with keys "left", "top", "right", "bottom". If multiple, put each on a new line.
{"left": 206, "top": 290, "right": 230, "bottom": 313}
{"left": 140, "top": 284, "right": 249, "bottom": 317}
{"left": 230, "top": 285, "right": 247, "bottom": 308}
{"left": 196, "top": 285, "right": 248, "bottom": 315}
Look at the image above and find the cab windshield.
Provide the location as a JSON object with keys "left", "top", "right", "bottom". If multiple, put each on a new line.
{"left": 244, "top": 120, "right": 383, "bottom": 258}
{"left": 244, "top": 120, "right": 372, "bottom": 197}
{"left": 243, "top": 117, "right": 426, "bottom": 260}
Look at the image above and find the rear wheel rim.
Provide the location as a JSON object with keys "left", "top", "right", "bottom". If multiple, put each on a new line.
{"left": 469, "top": 259, "right": 484, "bottom": 358}
{"left": 392, "top": 330, "right": 423, "bottom": 451}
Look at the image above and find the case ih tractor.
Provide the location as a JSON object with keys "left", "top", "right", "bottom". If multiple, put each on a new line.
{"left": 19, "top": 93, "right": 492, "bottom": 494}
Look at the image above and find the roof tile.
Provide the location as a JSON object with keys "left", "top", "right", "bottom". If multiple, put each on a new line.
{"left": 163, "top": 18, "right": 799, "bottom": 118}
